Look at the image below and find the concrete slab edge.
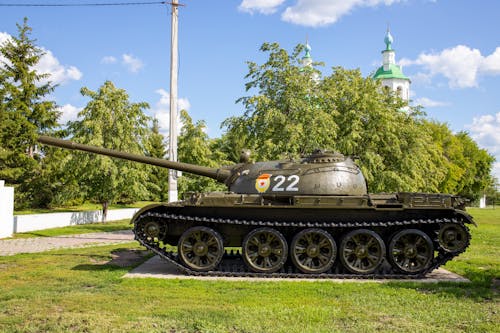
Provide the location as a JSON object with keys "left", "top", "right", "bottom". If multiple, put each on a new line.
{"left": 123, "top": 256, "right": 470, "bottom": 283}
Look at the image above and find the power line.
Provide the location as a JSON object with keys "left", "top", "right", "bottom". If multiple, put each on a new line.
{"left": 0, "top": 1, "right": 167, "bottom": 7}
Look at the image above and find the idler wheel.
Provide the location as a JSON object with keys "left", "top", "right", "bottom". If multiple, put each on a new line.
{"left": 438, "top": 223, "right": 469, "bottom": 253}
{"left": 389, "top": 229, "right": 433, "bottom": 274}
{"left": 137, "top": 219, "right": 167, "bottom": 244}
{"left": 242, "top": 227, "right": 288, "bottom": 273}
{"left": 178, "top": 226, "right": 224, "bottom": 272}
{"left": 340, "top": 229, "right": 385, "bottom": 274}
{"left": 290, "top": 228, "right": 337, "bottom": 274}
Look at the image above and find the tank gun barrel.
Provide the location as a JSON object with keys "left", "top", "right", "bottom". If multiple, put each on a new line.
{"left": 38, "top": 136, "right": 232, "bottom": 183}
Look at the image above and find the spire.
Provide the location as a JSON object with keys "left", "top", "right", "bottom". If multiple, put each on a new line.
{"left": 384, "top": 28, "right": 393, "bottom": 51}
{"left": 302, "top": 40, "right": 313, "bottom": 67}
{"left": 300, "top": 39, "right": 320, "bottom": 83}
{"left": 381, "top": 29, "right": 396, "bottom": 68}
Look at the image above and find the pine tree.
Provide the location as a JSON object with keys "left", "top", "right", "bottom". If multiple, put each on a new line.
{"left": 0, "top": 18, "right": 60, "bottom": 208}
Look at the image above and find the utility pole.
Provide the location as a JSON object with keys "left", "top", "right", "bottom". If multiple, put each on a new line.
{"left": 168, "top": 0, "right": 179, "bottom": 202}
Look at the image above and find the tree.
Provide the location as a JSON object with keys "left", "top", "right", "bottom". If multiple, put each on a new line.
{"left": 426, "top": 121, "right": 494, "bottom": 200}
{"left": 0, "top": 18, "right": 60, "bottom": 208}
{"left": 145, "top": 118, "right": 169, "bottom": 201}
{"left": 67, "top": 81, "right": 150, "bottom": 220}
{"left": 223, "top": 43, "right": 336, "bottom": 159}
{"left": 178, "top": 110, "right": 227, "bottom": 197}
{"left": 224, "top": 43, "right": 447, "bottom": 193}
{"left": 453, "top": 131, "right": 494, "bottom": 200}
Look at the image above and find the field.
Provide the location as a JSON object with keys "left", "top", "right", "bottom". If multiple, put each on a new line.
{"left": 0, "top": 208, "right": 498, "bottom": 332}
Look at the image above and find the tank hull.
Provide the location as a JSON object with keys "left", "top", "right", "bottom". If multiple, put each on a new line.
{"left": 132, "top": 192, "right": 473, "bottom": 278}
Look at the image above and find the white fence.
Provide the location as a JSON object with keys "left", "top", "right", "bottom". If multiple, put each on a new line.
{"left": 13, "top": 208, "right": 139, "bottom": 234}
{"left": 0, "top": 181, "right": 14, "bottom": 238}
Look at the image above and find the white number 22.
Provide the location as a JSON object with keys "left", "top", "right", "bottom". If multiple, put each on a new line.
{"left": 272, "top": 175, "right": 299, "bottom": 192}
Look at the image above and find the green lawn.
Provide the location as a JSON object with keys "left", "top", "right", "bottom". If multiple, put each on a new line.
{"left": 0, "top": 208, "right": 498, "bottom": 332}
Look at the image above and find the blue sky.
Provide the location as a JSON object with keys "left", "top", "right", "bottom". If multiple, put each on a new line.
{"left": 0, "top": 0, "right": 499, "bottom": 180}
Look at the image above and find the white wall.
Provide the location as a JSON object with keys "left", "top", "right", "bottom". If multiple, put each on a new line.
{"left": 0, "top": 181, "right": 14, "bottom": 238}
{"left": 12, "top": 208, "right": 139, "bottom": 234}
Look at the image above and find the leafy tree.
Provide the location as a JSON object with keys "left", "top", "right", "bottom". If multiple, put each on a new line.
{"left": 178, "top": 109, "right": 227, "bottom": 197}
{"left": 0, "top": 18, "right": 60, "bottom": 208}
{"left": 453, "top": 131, "right": 494, "bottom": 200}
{"left": 145, "top": 118, "right": 169, "bottom": 201}
{"left": 426, "top": 121, "right": 494, "bottom": 200}
{"left": 67, "top": 81, "right": 150, "bottom": 220}
{"left": 224, "top": 43, "right": 443, "bottom": 193}
{"left": 19, "top": 141, "right": 85, "bottom": 208}
{"left": 223, "top": 43, "right": 336, "bottom": 159}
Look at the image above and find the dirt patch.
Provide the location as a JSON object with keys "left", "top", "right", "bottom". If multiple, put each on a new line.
{"left": 107, "top": 249, "right": 151, "bottom": 267}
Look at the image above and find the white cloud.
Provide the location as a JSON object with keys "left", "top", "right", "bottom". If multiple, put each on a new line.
{"left": 281, "top": 0, "right": 400, "bottom": 27}
{"left": 466, "top": 112, "right": 500, "bottom": 180}
{"left": 0, "top": 31, "right": 10, "bottom": 44}
{"left": 238, "top": 0, "right": 285, "bottom": 14}
{"left": 0, "top": 32, "right": 82, "bottom": 85}
{"left": 122, "top": 54, "right": 144, "bottom": 73}
{"left": 152, "top": 88, "right": 190, "bottom": 136}
{"left": 0, "top": 32, "right": 11, "bottom": 66}
{"left": 100, "top": 56, "right": 117, "bottom": 64}
{"left": 401, "top": 45, "right": 500, "bottom": 89}
{"left": 238, "top": 0, "right": 402, "bottom": 26}
{"left": 481, "top": 47, "right": 500, "bottom": 75}
{"left": 36, "top": 49, "right": 83, "bottom": 84}
{"left": 467, "top": 112, "right": 500, "bottom": 155}
{"left": 57, "top": 104, "right": 83, "bottom": 125}
{"left": 413, "top": 97, "right": 450, "bottom": 108}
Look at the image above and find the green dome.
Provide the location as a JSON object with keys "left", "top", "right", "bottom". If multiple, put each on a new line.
{"left": 373, "top": 63, "right": 410, "bottom": 81}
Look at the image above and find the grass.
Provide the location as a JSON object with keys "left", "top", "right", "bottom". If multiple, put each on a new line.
{"left": 0, "top": 208, "right": 498, "bottom": 332}
{"left": 14, "top": 201, "right": 156, "bottom": 215}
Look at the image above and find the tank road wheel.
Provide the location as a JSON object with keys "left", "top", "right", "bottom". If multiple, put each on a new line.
{"left": 389, "top": 229, "right": 433, "bottom": 274}
{"left": 340, "top": 229, "right": 385, "bottom": 274}
{"left": 242, "top": 227, "right": 288, "bottom": 273}
{"left": 290, "top": 228, "right": 337, "bottom": 274}
{"left": 137, "top": 219, "right": 167, "bottom": 244}
{"left": 438, "top": 223, "right": 469, "bottom": 253}
{"left": 178, "top": 226, "right": 224, "bottom": 272}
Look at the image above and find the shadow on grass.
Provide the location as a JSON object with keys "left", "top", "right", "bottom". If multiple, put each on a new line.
{"left": 72, "top": 263, "right": 128, "bottom": 272}
{"left": 71, "top": 248, "right": 152, "bottom": 272}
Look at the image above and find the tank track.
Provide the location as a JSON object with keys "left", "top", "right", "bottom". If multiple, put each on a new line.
{"left": 133, "top": 211, "right": 471, "bottom": 279}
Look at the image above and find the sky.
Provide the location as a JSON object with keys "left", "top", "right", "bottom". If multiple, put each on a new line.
{"left": 0, "top": 0, "right": 499, "bottom": 181}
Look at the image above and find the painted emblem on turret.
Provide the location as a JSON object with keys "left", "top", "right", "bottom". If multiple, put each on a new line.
{"left": 255, "top": 173, "right": 271, "bottom": 193}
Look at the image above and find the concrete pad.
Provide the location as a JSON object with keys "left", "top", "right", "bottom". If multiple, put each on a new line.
{"left": 123, "top": 255, "right": 470, "bottom": 283}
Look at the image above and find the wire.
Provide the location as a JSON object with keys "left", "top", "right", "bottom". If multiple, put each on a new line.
{"left": 0, "top": 1, "right": 167, "bottom": 7}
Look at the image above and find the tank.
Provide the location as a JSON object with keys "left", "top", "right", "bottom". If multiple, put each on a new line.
{"left": 38, "top": 135, "right": 475, "bottom": 278}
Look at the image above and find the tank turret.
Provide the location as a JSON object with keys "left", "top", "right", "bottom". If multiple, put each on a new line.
{"left": 38, "top": 135, "right": 473, "bottom": 278}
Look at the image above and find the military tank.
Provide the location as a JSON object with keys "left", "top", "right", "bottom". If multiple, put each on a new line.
{"left": 38, "top": 135, "right": 474, "bottom": 278}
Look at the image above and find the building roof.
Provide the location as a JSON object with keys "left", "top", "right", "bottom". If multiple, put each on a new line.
{"left": 373, "top": 63, "right": 410, "bottom": 81}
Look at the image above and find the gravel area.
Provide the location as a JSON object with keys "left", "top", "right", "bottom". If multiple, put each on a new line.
{"left": 0, "top": 230, "right": 134, "bottom": 256}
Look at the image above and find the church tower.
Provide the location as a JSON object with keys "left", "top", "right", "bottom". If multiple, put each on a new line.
{"left": 373, "top": 30, "right": 411, "bottom": 102}
{"left": 301, "top": 42, "right": 320, "bottom": 82}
